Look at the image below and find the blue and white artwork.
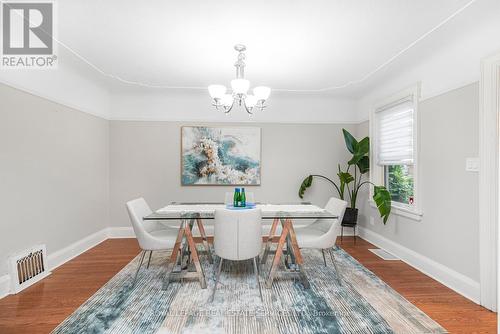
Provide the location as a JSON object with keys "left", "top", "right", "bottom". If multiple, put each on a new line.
{"left": 181, "top": 126, "right": 261, "bottom": 185}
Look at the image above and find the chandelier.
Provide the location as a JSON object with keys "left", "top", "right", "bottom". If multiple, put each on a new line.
{"left": 208, "top": 44, "right": 271, "bottom": 114}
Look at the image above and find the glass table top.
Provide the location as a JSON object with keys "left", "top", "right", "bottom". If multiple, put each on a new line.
{"left": 143, "top": 202, "right": 338, "bottom": 220}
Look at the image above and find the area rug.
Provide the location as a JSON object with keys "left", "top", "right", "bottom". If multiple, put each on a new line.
{"left": 52, "top": 247, "right": 446, "bottom": 334}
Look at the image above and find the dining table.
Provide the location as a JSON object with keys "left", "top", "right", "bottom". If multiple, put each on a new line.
{"left": 143, "top": 202, "right": 338, "bottom": 290}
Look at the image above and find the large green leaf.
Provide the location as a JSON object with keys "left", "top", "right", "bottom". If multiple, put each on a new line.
{"left": 348, "top": 155, "right": 360, "bottom": 165}
{"left": 337, "top": 171, "right": 354, "bottom": 184}
{"left": 357, "top": 156, "right": 370, "bottom": 174}
{"left": 348, "top": 153, "right": 365, "bottom": 165}
{"left": 342, "top": 128, "right": 358, "bottom": 154}
{"left": 298, "top": 175, "right": 313, "bottom": 199}
{"left": 347, "top": 136, "right": 370, "bottom": 165}
{"left": 357, "top": 137, "right": 370, "bottom": 155}
{"left": 373, "top": 186, "right": 392, "bottom": 224}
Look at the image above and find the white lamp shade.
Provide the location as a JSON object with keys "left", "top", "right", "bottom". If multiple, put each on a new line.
{"left": 231, "top": 79, "right": 250, "bottom": 95}
{"left": 253, "top": 86, "right": 271, "bottom": 101}
{"left": 208, "top": 85, "right": 227, "bottom": 99}
{"left": 245, "top": 95, "right": 257, "bottom": 108}
{"left": 221, "top": 94, "right": 234, "bottom": 107}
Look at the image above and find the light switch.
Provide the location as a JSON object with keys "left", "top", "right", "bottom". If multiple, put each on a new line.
{"left": 465, "top": 158, "right": 479, "bottom": 172}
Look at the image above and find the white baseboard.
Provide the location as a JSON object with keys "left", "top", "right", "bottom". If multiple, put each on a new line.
{"left": 0, "top": 275, "right": 10, "bottom": 300}
{"left": 358, "top": 226, "right": 480, "bottom": 304}
{"left": 340, "top": 228, "right": 357, "bottom": 237}
{"left": 48, "top": 229, "right": 109, "bottom": 270}
{"left": 107, "top": 226, "right": 135, "bottom": 238}
{"left": 49, "top": 227, "right": 136, "bottom": 270}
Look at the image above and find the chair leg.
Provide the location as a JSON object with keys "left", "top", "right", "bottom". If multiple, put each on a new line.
{"left": 146, "top": 251, "right": 153, "bottom": 269}
{"left": 253, "top": 257, "right": 263, "bottom": 302}
{"left": 353, "top": 225, "right": 357, "bottom": 244}
{"left": 341, "top": 226, "right": 344, "bottom": 242}
{"left": 256, "top": 255, "right": 261, "bottom": 275}
{"left": 328, "top": 248, "right": 342, "bottom": 286}
{"left": 321, "top": 249, "right": 327, "bottom": 267}
{"left": 133, "top": 250, "right": 146, "bottom": 285}
{"left": 211, "top": 258, "right": 223, "bottom": 302}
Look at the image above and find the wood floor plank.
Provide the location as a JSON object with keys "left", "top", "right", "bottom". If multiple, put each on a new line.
{"left": 0, "top": 237, "right": 496, "bottom": 333}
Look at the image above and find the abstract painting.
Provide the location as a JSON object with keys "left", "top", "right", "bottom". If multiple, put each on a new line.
{"left": 181, "top": 126, "right": 261, "bottom": 185}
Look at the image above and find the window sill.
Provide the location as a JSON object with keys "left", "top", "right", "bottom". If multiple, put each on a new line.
{"left": 369, "top": 201, "right": 423, "bottom": 221}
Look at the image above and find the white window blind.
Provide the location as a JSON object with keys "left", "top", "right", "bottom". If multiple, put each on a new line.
{"left": 376, "top": 97, "right": 414, "bottom": 166}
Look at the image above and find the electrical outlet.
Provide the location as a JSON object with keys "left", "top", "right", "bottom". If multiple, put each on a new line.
{"left": 465, "top": 158, "right": 479, "bottom": 172}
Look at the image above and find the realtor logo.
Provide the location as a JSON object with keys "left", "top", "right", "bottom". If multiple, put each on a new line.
{"left": 1, "top": 1, "right": 57, "bottom": 68}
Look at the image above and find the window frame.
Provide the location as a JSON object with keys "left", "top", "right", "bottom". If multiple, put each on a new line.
{"left": 369, "top": 84, "right": 423, "bottom": 221}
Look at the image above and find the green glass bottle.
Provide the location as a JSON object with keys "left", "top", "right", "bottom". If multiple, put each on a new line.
{"left": 233, "top": 188, "right": 240, "bottom": 207}
{"left": 241, "top": 188, "right": 246, "bottom": 207}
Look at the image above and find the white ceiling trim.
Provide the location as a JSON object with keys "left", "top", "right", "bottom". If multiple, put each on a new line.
{"left": 107, "top": 116, "right": 363, "bottom": 125}
{"left": 55, "top": 0, "right": 477, "bottom": 93}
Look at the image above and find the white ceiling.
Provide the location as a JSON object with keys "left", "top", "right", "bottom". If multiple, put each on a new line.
{"left": 58, "top": 0, "right": 480, "bottom": 97}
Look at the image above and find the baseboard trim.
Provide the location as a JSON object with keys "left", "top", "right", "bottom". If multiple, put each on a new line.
{"left": 48, "top": 229, "right": 109, "bottom": 271}
{"left": 0, "top": 275, "right": 10, "bottom": 300}
{"left": 49, "top": 227, "right": 136, "bottom": 271}
{"left": 358, "top": 226, "right": 480, "bottom": 304}
{"left": 107, "top": 226, "right": 135, "bottom": 238}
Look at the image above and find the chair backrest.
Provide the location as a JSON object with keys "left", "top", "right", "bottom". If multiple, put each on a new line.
{"left": 126, "top": 198, "right": 156, "bottom": 250}
{"left": 322, "top": 197, "right": 348, "bottom": 247}
{"left": 214, "top": 208, "right": 262, "bottom": 261}
{"left": 224, "top": 191, "right": 255, "bottom": 204}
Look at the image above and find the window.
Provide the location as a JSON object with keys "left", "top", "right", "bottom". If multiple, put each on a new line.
{"left": 384, "top": 165, "right": 414, "bottom": 205}
{"left": 371, "top": 84, "right": 421, "bottom": 219}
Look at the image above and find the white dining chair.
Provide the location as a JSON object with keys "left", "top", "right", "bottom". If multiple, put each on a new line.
{"left": 212, "top": 208, "right": 263, "bottom": 302}
{"left": 126, "top": 198, "right": 179, "bottom": 284}
{"left": 294, "top": 197, "right": 348, "bottom": 281}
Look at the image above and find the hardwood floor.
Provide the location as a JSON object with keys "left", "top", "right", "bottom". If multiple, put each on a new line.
{"left": 0, "top": 237, "right": 496, "bottom": 333}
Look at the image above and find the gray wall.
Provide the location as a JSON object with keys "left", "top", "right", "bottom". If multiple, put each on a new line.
{"left": 109, "top": 121, "right": 356, "bottom": 227}
{"left": 0, "top": 84, "right": 109, "bottom": 276}
{"left": 0, "top": 79, "right": 481, "bottom": 287}
{"left": 356, "top": 83, "right": 479, "bottom": 281}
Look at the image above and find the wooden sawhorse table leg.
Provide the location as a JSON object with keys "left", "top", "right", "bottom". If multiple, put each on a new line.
{"left": 265, "top": 218, "right": 310, "bottom": 289}
{"left": 164, "top": 218, "right": 207, "bottom": 289}
{"left": 261, "top": 218, "right": 279, "bottom": 264}
{"left": 196, "top": 218, "right": 213, "bottom": 264}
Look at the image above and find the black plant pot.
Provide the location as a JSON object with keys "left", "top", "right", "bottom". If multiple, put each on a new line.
{"left": 342, "top": 207, "right": 358, "bottom": 226}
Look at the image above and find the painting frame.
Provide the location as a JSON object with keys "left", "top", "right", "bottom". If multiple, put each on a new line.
{"left": 180, "top": 126, "right": 262, "bottom": 186}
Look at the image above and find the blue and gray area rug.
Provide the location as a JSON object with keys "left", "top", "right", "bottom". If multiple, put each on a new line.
{"left": 52, "top": 247, "right": 446, "bottom": 334}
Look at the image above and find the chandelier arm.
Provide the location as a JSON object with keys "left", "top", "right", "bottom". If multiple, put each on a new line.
{"left": 223, "top": 100, "right": 235, "bottom": 114}
{"left": 244, "top": 102, "right": 254, "bottom": 115}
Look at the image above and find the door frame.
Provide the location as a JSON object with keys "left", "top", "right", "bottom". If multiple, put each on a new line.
{"left": 479, "top": 52, "right": 500, "bottom": 312}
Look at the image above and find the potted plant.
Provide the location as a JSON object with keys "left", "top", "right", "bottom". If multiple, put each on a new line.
{"left": 298, "top": 129, "right": 392, "bottom": 224}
